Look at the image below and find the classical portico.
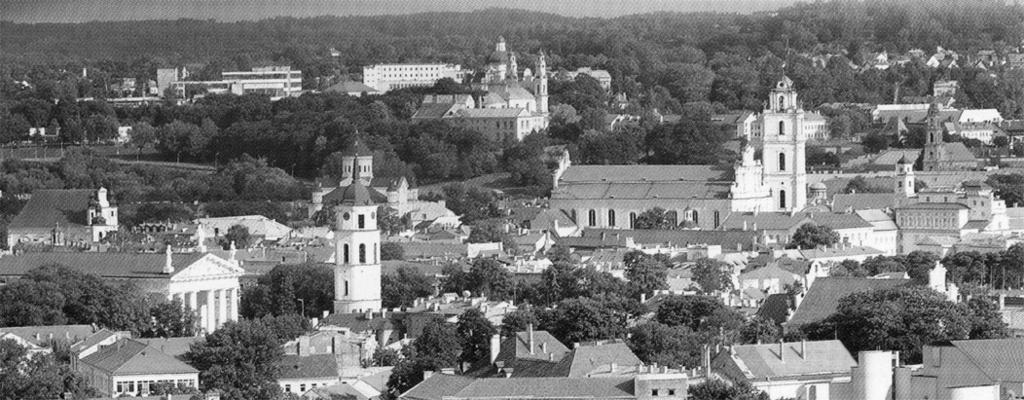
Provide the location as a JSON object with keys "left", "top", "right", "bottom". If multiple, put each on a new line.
{"left": 165, "top": 251, "right": 245, "bottom": 333}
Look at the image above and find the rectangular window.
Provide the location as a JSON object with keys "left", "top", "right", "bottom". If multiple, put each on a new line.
{"left": 300, "top": 384, "right": 307, "bottom": 392}
{"left": 116, "top": 382, "right": 124, "bottom": 393}
{"left": 358, "top": 214, "right": 365, "bottom": 229}
{"left": 652, "top": 389, "right": 658, "bottom": 396}
{"left": 668, "top": 389, "right": 676, "bottom": 396}
{"left": 285, "top": 384, "right": 292, "bottom": 392}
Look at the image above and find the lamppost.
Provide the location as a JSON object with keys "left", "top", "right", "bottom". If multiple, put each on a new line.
{"left": 298, "top": 298, "right": 305, "bottom": 318}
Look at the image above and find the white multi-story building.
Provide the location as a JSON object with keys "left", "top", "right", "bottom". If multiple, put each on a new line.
{"left": 362, "top": 63, "right": 463, "bottom": 93}
{"left": 169, "top": 66, "right": 302, "bottom": 100}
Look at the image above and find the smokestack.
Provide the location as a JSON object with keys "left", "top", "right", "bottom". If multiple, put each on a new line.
{"left": 800, "top": 340, "right": 806, "bottom": 359}
{"left": 528, "top": 324, "right": 535, "bottom": 354}
{"left": 540, "top": 342, "right": 547, "bottom": 353}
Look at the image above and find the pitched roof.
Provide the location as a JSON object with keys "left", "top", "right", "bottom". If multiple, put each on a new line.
{"left": 798, "top": 246, "right": 884, "bottom": 260}
{"left": 896, "top": 202, "right": 970, "bottom": 210}
{"left": 854, "top": 209, "right": 897, "bottom": 230}
{"left": 949, "top": 338, "right": 1024, "bottom": 382}
{"left": 497, "top": 330, "right": 570, "bottom": 364}
{"left": 0, "top": 252, "right": 206, "bottom": 280}
{"left": 719, "top": 212, "right": 807, "bottom": 231}
{"left": 561, "top": 341, "right": 642, "bottom": 377}
{"left": 413, "top": 103, "right": 461, "bottom": 120}
{"left": 873, "top": 149, "right": 922, "bottom": 166}
{"left": 786, "top": 277, "right": 909, "bottom": 328}
{"left": 805, "top": 213, "right": 873, "bottom": 230}
{"left": 278, "top": 353, "right": 339, "bottom": 380}
{"left": 831, "top": 193, "right": 894, "bottom": 211}
{"left": 725, "top": 340, "right": 856, "bottom": 380}
{"left": 0, "top": 325, "right": 96, "bottom": 347}
{"left": 553, "top": 181, "right": 732, "bottom": 201}
{"left": 931, "top": 142, "right": 977, "bottom": 163}
{"left": 135, "top": 336, "right": 203, "bottom": 358}
{"left": 401, "top": 373, "right": 475, "bottom": 400}
{"left": 583, "top": 229, "right": 761, "bottom": 252}
{"left": 323, "top": 184, "right": 389, "bottom": 205}
{"left": 8, "top": 189, "right": 95, "bottom": 229}
{"left": 456, "top": 108, "right": 529, "bottom": 119}
{"left": 558, "top": 165, "right": 729, "bottom": 183}
{"left": 325, "top": 81, "right": 379, "bottom": 95}
{"left": 451, "top": 377, "right": 635, "bottom": 399}
{"left": 528, "top": 209, "right": 577, "bottom": 231}
{"left": 70, "top": 329, "right": 122, "bottom": 353}
{"left": 80, "top": 338, "right": 197, "bottom": 375}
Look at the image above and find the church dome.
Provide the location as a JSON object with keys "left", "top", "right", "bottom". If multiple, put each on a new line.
{"left": 809, "top": 182, "right": 827, "bottom": 191}
{"left": 341, "top": 182, "right": 374, "bottom": 206}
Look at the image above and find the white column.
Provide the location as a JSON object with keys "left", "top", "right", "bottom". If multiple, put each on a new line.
{"left": 230, "top": 288, "right": 240, "bottom": 322}
{"left": 205, "top": 290, "right": 215, "bottom": 333}
{"left": 188, "top": 291, "right": 197, "bottom": 312}
{"left": 217, "top": 289, "right": 228, "bottom": 329}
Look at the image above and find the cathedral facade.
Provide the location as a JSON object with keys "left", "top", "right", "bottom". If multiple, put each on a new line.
{"left": 548, "top": 77, "right": 808, "bottom": 231}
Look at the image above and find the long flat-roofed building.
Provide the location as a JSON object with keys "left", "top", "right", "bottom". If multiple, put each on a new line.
{"left": 169, "top": 66, "right": 302, "bottom": 100}
{"left": 363, "top": 63, "right": 463, "bottom": 93}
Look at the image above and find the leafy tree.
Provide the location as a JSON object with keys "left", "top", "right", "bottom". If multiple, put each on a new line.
{"left": 656, "top": 295, "right": 743, "bottom": 335}
{"left": 986, "top": 174, "right": 1024, "bottom": 207}
{"left": 430, "top": 183, "right": 500, "bottom": 224}
{"left": 500, "top": 308, "right": 540, "bottom": 337}
{"left": 645, "top": 112, "right": 733, "bottom": 165}
{"left": 148, "top": 382, "right": 199, "bottom": 396}
{"left": 691, "top": 258, "right": 733, "bottom": 294}
{"left": 130, "top": 122, "right": 157, "bottom": 158}
{"left": 633, "top": 207, "right": 678, "bottom": 230}
{"left": 627, "top": 322, "right": 706, "bottom": 368}
{"left": 259, "top": 314, "right": 312, "bottom": 342}
{"left": 965, "top": 298, "right": 1009, "bottom": 339}
{"left": 0, "top": 339, "right": 95, "bottom": 400}
{"left": 220, "top": 224, "right": 251, "bottom": 249}
{"left": 788, "top": 223, "right": 840, "bottom": 250}
{"left": 739, "top": 316, "right": 781, "bottom": 344}
{"left": 624, "top": 251, "right": 669, "bottom": 298}
{"left": 143, "top": 299, "right": 198, "bottom": 338}
{"left": 381, "top": 266, "right": 434, "bottom": 309}
{"left": 688, "top": 379, "right": 769, "bottom": 400}
{"left": 539, "top": 296, "right": 631, "bottom": 344}
{"left": 378, "top": 206, "right": 406, "bottom": 236}
{"left": 803, "top": 285, "right": 1004, "bottom": 364}
{"left": 467, "top": 221, "right": 511, "bottom": 245}
{"left": 184, "top": 319, "right": 284, "bottom": 400}
{"left": 578, "top": 129, "right": 642, "bottom": 164}
{"left": 456, "top": 308, "right": 496, "bottom": 364}
{"left": 367, "top": 347, "right": 401, "bottom": 367}
{"left": 843, "top": 176, "right": 888, "bottom": 194}
{"left": 412, "top": 318, "right": 462, "bottom": 367}
{"left": 0, "top": 280, "right": 67, "bottom": 327}
{"left": 381, "top": 242, "right": 405, "bottom": 261}
{"left": 904, "top": 251, "right": 940, "bottom": 285}
{"left": 466, "top": 258, "right": 513, "bottom": 300}
{"left": 22, "top": 265, "right": 150, "bottom": 334}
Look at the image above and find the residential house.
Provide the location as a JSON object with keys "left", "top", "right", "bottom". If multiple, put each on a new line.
{"left": 197, "top": 215, "right": 293, "bottom": 243}
{"left": 279, "top": 353, "right": 341, "bottom": 395}
{"left": 711, "top": 340, "right": 857, "bottom": 400}
{"left": 77, "top": 338, "right": 199, "bottom": 397}
{"left": 0, "top": 325, "right": 99, "bottom": 358}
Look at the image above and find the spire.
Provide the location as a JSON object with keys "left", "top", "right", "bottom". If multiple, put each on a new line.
{"left": 163, "top": 245, "right": 174, "bottom": 274}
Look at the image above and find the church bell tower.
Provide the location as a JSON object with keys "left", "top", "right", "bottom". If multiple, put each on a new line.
{"left": 333, "top": 158, "right": 382, "bottom": 314}
{"left": 760, "top": 76, "right": 807, "bottom": 211}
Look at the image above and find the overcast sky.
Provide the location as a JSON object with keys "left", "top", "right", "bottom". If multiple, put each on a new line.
{"left": 1, "top": 0, "right": 797, "bottom": 23}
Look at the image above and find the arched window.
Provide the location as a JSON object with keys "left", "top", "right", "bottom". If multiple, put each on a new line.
{"left": 779, "top": 152, "right": 786, "bottom": 171}
{"left": 608, "top": 210, "right": 616, "bottom": 227}
{"left": 630, "top": 212, "right": 637, "bottom": 229}
{"left": 778, "top": 121, "right": 785, "bottom": 135}
{"left": 778, "top": 96, "right": 785, "bottom": 111}
{"left": 588, "top": 210, "right": 596, "bottom": 226}
{"left": 713, "top": 211, "right": 721, "bottom": 228}
{"left": 373, "top": 243, "right": 378, "bottom": 263}
{"left": 779, "top": 189, "right": 787, "bottom": 209}
{"left": 344, "top": 280, "right": 349, "bottom": 296}
{"left": 359, "top": 244, "right": 366, "bottom": 263}
{"left": 343, "top": 244, "right": 349, "bottom": 264}
{"left": 692, "top": 210, "right": 699, "bottom": 225}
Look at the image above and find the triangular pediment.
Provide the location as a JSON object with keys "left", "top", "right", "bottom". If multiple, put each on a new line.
{"left": 170, "top": 254, "right": 244, "bottom": 281}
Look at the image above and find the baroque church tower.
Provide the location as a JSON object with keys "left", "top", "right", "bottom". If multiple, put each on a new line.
{"left": 760, "top": 77, "right": 807, "bottom": 211}
{"left": 332, "top": 158, "right": 382, "bottom": 314}
{"left": 894, "top": 154, "right": 916, "bottom": 206}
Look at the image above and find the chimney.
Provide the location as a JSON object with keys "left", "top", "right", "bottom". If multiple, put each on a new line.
{"left": 610, "top": 362, "right": 617, "bottom": 373}
{"left": 778, "top": 340, "right": 785, "bottom": 362}
{"left": 423, "top": 370, "right": 434, "bottom": 380}
{"left": 998, "top": 294, "right": 1006, "bottom": 311}
{"left": 365, "top": 310, "right": 373, "bottom": 320}
{"left": 800, "top": 339, "right": 806, "bottom": 359}
{"left": 490, "top": 334, "right": 501, "bottom": 364}
{"left": 381, "top": 309, "right": 387, "bottom": 319}
{"left": 640, "top": 293, "right": 647, "bottom": 304}
{"left": 540, "top": 342, "right": 547, "bottom": 353}
{"left": 229, "top": 241, "right": 237, "bottom": 262}
{"left": 549, "top": 352, "right": 555, "bottom": 361}
{"left": 528, "top": 324, "right": 535, "bottom": 354}
{"left": 163, "top": 245, "right": 174, "bottom": 274}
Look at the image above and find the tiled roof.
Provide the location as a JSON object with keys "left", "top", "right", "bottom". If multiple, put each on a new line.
{"left": 726, "top": 340, "right": 856, "bottom": 380}
{"left": 8, "top": 189, "right": 94, "bottom": 229}
{"left": 80, "top": 338, "right": 197, "bottom": 375}
{"left": 558, "top": 165, "right": 729, "bottom": 183}
{"left": 529, "top": 209, "right": 577, "bottom": 231}
{"left": 554, "top": 181, "right": 732, "bottom": 201}
{"left": 277, "top": 353, "right": 339, "bottom": 380}
{"left": 799, "top": 246, "right": 884, "bottom": 260}
{"left": 413, "top": 103, "right": 460, "bottom": 120}
{"left": 397, "top": 242, "right": 467, "bottom": 259}
{"left": 583, "top": 229, "right": 760, "bottom": 252}
{"left": 0, "top": 325, "right": 96, "bottom": 347}
{"left": 805, "top": 213, "right": 872, "bottom": 230}
{"left": 719, "top": 212, "right": 807, "bottom": 231}
{"left": 951, "top": 338, "right": 1024, "bottom": 382}
{"left": 70, "top": 329, "right": 122, "bottom": 353}
{"left": 321, "top": 312, "right": 397, "bottom": 334}
{"left": 932, "top": 142, "right": 978, "bottom": 162}
{"left": 135, "top": 336, "right": 203, "bottom": 358}
{"left": 456, "top": 108, "right": 529, "bottom": 118}
{"left": 962, "top": 220, "right": 989, "bottom": 230}
{"left": 896, "top": 202, "right": 969, "bottom": 210}
{"left": 873, "top": 149, "right": 922, "bottom": 166}
{"left": 786, "top": 277, "right": 909, "bottom": 328}
{"left": 561, "top": 341, "right": 642, "bottom": 377}
{"left": 497, "top": 330, "right": 570, "bottom": 364}
{"left": 401, "top": 373, "right": 474, "bottom": 400}
{"left": 854, "top": 210, "right": 897, "bottom": 230}
{"left": 831, "top": 193, "right": 895, "bottom": 211}
{"left": 0, "top": 252, "right": 206, "bottom": 279}
{"left": 451, "top": 376, "right": 635, "bottom": 399}
{"left": 740, "top": 263, "right": 802, "bottom": 282}
{"left": 556, "top": 235, "right": 630, "bottom": 249}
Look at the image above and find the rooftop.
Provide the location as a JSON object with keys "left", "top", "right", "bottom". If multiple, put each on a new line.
{"left": 0, "top": 252, "right": 207, "bottom": 280}
{"left": 8, "top": 189, "right": 96, "bottom": 229}
{"left": 725, "top": 340, "right": 856, "bottom": 380}
{"left": 558, "top": 165, "right": 729, "bottom": 183}
{"left": 278, "top": 353, "right": 339, "bottom": 380}
{"left": 80, "top": 338, "right": 197, "bottom": 375}
{"left": 786, "top": 277, "right": 909, "bottom": 328}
